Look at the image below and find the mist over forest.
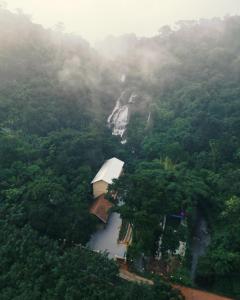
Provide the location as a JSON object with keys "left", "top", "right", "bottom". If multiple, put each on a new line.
{"left": 0, "top": 6, "right": 240, "bottom": 299}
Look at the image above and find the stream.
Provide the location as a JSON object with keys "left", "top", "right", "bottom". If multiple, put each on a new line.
{"left": 190, "top": 211, "right": 211, "bottom": 281}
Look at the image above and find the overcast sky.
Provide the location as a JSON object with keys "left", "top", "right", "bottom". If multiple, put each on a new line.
{"left": 5, "top": 0, "right": 240, "bottom": 43}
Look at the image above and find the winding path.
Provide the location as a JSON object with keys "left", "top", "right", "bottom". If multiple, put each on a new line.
{"left": 119, "top": 267, "right": 233, "bottom": 300}
{"left": 173, "top": 285, "right": 233, "bottom": 300}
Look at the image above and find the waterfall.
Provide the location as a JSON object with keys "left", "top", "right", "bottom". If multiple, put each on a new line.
{"left": 108, "top": 89, "right": 137, "bottom": 141}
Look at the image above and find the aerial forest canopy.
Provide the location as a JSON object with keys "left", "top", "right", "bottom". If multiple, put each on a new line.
{"left": 0, "top": 6, "right": 240, "bottom": 299}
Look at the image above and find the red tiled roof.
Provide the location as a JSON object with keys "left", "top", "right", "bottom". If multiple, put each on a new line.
{"left": 90, "top": 194, "right": 114, "bottom": 223}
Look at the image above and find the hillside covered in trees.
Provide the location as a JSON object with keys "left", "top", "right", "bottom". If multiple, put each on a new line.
{"left": 0, "top": 6, "right": 240, "bottom": 299}
{"left": 113, "top": 17, "right": 240, "bottom": 299}
{"left": 0, "top": 7, "right": 185, "bottom": 300}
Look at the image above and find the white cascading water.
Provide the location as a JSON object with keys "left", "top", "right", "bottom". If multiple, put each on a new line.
{"left": 107, "top": 91, "right": 129, "bottom": 137}
{"left": 107, "top": 76, "right": 137, "bottom": 142}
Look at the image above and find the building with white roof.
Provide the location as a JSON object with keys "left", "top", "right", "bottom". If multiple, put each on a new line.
{"left": 91, "top": 157, "right": 124, "bottom": 199}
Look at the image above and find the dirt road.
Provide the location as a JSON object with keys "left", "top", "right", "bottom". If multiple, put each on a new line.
{"left": 119, "top": 267, "right": 233, "bottom": 300}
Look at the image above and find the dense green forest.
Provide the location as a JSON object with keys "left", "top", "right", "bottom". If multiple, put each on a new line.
{"left": 1, "top": 6, "right": 240, "bottom": 299}
{"left": 114, "top": 17, "right": 240, "bottom": 298}
{"left": 0, "top": 8, "right": 183, "bottom": 300}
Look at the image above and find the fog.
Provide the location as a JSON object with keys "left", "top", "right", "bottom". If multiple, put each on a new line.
{"left": 1, "top": 3, "right": 240, "bottom": 298}
{"left": 5, "top": 0, "right": 240, "bottom": 44}
{"left": 1, "top": 3, "right": 240, "bottom": 124}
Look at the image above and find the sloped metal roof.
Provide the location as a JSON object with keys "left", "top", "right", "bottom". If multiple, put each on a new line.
{"left": 91, "top": 157, "right": 124, "bottom": 184}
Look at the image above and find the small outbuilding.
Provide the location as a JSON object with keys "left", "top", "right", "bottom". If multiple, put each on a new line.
{"left": 91, "top": 157, "right": 124, "bottom": 199}
{"left": 89, "top": 194, "right": 113, "bottom": 223}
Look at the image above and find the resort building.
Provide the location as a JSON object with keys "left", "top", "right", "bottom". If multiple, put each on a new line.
{"left": 91, "top": 157, "right": 124, "bottom": 199}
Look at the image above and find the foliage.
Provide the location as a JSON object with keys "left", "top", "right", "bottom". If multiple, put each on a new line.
{"left": 0, "top": 221, "right": 184, "bottom": 300}
{"left": 0, "top": 7, "right": 183, "bottom": 299}
{"left": 113, "top": 16, "right": 240, "bottom": 298}
{"left": 2, "top": 6, "right": 240, "bottom": 299}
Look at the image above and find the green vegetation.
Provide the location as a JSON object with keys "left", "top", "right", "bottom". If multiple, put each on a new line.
{"left": 0, "top": 8, "right": 183, "bottom": 300}
{"left": 112, "top": 17, "right": 240, "bottom": 298}
{"left": 1, "top": 6, "right": 240, "bottom": 299}
{"left": 0, "top": 221, "right": 184, "bottom": 300}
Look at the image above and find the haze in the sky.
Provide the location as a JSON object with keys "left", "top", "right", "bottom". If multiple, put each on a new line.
{"left": 4, "top": 0, "right": 240, "bottom": 43}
